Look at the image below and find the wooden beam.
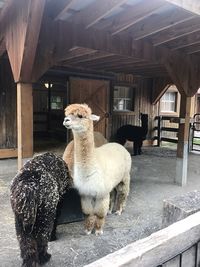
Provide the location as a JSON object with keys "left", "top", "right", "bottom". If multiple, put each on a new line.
{"left": 54, "top": 0, "right": 76, "bottom": 21}
{"left": 170, "top": 33, "right": 200, "bottom": 50}
{"left": 110, "top": 0, "right": 167, "bottom": 36}
{"left": 19, "top": 0, "right": 46, "bottom": 82}
{"left": 17, "top": 83, "right": 33, "bottom": 169}
{"left": 5, "top": 0, "right": 46, "bottom": 82}
{"left": 175, "top": 94, "right": 192, "bottom": 186}
{"left": 164, "top": 53, "right": 200, "bottom": 96}
{"left": 70, "top": 0, "right": 128, "bottom": 29}
{"left": 61, "top": 50, "right": 114, "bottom": 65}
{"left": 179, "top": 42, "right": 200, "bottom": 55}
{"left": 0, "top": 38, "right": 6, "bottom": 57}
{"left": 165, "top": 0, "right": 200, "bottom": 16}
{"left": 0, "top": 148, "right": 17, "bottom": 159}
{"left": 151, "top": 77, "right": 172, "bottom": 104}
{"left": 130, "top": 5, "right": 195, "bottom": 40}
{"left": 152, "top": 17, "right": 200, "bottom": 46}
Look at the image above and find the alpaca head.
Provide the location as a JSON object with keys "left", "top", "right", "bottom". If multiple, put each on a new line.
{"left": 63, "top": 103, "right": 100, "bottom": 132}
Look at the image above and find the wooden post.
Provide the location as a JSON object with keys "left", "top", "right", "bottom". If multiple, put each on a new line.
{"left": 157, "top": 116, "right": 162, "bottom": 147}
{"left": 175, "top": 94, "right": 192, "bottom": 186}
{"left": 17, "top": 83, "right": 33, "bottom": 169}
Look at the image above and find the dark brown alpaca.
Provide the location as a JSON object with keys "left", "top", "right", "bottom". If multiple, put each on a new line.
{"left": 10, "top": 152, "right": 70, "bottom": 267}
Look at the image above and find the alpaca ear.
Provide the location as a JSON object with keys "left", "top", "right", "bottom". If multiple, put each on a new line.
{"left": 90, "top": 114, "right": 100, "bottom": 121}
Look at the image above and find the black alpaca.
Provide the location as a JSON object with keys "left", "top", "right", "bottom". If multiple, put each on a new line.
{"left": 116, "top": 113, "right": 148, "bottom": 156}
{"left": 10, "top": 152, "right": 71, "bottom": 267}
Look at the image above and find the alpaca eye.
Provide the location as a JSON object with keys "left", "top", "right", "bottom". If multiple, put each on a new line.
{"left": 78, "top": 114, "right": 83, "bottom": 119}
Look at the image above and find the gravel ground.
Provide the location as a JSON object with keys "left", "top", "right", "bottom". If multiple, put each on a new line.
{"left": 0, "top": 147, "right": 200, "bottom": 267}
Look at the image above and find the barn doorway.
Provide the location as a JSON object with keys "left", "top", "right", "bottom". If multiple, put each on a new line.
{"left": 33, "top": 81, "right": 68, "bottom": 154}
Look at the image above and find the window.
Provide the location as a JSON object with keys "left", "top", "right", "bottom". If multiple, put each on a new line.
{"left": 51, "top": 96, "right": 63, "bottom": 110}
{"left": 160, "top": 92, "right": 177, "bottom": 113}
{"left": 113, "top": 86, "right": 134, "bottom": 111}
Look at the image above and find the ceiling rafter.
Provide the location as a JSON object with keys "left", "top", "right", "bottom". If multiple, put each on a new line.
{"left": 133, "top": 14, "right": 195, "bottom": 41}
{"left": 169, "top": 32, "right": 200, "bottom": 50}
{"left": 165, "top": 0, "right": 200, "bottom": 15}
{"left": 60, "top": 50, "right": 116, "bottom": 64}
{"left": 151, "top": 17, "right": 200, "bottom": 46}
{"left": 77, "top": 57, "right": 144, "bottom": 68}
{"left": 110, "top": 0, "right": 167, "bottom": 36}
{"left": 54, "top": 0, "right": 78, "bottom": 21}
{"left": 70, "top": 0, "right": 128, "bottom": 29}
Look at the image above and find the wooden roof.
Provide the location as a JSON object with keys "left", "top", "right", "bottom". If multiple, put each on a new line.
{"left": 0, "top": 0, "right": 200, "bottom": 96}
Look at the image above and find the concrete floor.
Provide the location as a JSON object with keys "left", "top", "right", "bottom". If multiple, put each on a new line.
{"left": 0, "top": 146, "right": 200, "bottom": 267}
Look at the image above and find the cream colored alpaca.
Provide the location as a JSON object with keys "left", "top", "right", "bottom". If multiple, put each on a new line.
{"left": 63, "top": 103, "right": 131, "bottom": 235}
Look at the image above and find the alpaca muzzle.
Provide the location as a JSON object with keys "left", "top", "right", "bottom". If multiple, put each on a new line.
{"left": 63, "top": 117, "right": 71, "bottom": 128}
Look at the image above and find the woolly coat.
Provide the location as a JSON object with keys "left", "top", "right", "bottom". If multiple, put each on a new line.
{"left": 10, "top": 152, "right": 70, "bottom": 242}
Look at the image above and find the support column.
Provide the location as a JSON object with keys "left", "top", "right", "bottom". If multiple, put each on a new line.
{"left": 17, "top": 83, "right": 33, "bottom": 169}
{"left": 175, "top": 94, "right": 192, "bottom": 186}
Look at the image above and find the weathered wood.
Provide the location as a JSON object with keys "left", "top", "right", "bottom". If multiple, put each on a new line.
{"left": 131, "top": 5, "right": 195, "bottom": 40}
{"left": 110, "top": 0, "right": 167, "bottom": 35}
{"left": 85, "top": 211, "right": 200, "bottom": 267}
{"left": 70, "top": 78, "right": 110, "bottom": 138}
{"left": 175, "top": 94, "right": 192, "bottom": 185}
{"left": 5, "top": 0, "right": 46, "bottom": 82}
{"left": 162, "top": 191, "right": 200, "bottom": 227}
{"left": 54, "top": 0, "right": 76, "bottom": 21}
{"left": 164, "top": 54, "right": 200, "bottom": 97}
{"left": 70, "top": 0, "right": 128, "bottom": 29}
{"left": 166, "top": 30, "right": 200, "bottom": 50}
{"left": 0, "top": 148, "right": 17, "bottom": 159}
{"left": 0, "top": 57, "right": 17, "bottom": 150}
{"left": 151, "top": 17, "right": 200, "bottom": 46}
{"left": 17, "top": 83, "right": 33, "bottom": 169}
{"left": 152, "top": 77, "right": 172, "bottom": 104}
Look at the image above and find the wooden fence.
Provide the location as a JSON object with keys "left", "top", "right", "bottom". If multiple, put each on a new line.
{"left": 153, "top": 116, "right": 179, "bottom": 146}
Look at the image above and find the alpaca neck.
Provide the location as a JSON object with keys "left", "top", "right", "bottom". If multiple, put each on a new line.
{"left": 141, "top": 119, "right": 148, "bottom": 135}
{"left": 72, "top": 123, "right": 96, "bottom": 177}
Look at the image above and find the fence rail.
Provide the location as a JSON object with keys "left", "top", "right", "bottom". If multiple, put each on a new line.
{"left": 191, "top": 113, "right": 200, "bottom": 152}
{"left": 153, "top": 116, "right": 178, "bottom": 146}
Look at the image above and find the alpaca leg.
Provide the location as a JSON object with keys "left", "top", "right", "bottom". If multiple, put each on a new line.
{"left": 94, "top": 195, "right": 110, "bottom": 235}
{"left": 19, "top": 236, "right": 39, "bottom": 267}
{"left": 15, "top": 216, "right": 39, "bottom": 267}
{"left": 95, "top": 216, "right": 105, "bottom": 236}
{"left": 115, "top": 178, "right": 130, "bottom": 215}
{"left": 138, "top": 140, "right": 143, "bottom": 155}
{"left": 37, "top": 239, "right": 51, "bottom": 265}
{"left": 81, "top": 196, "right": 95, "bottom": 234}
{"left": 108, "top": 189, "right": 117, "bottom": 214}
{"left": 84, "top": 214, "right": 96, "bottom": 235}
{"left": 133, "top": 141, "right": 138, "bottom": 156}
{"left": 50, "top": 199, "right": 63, "bottom": 241}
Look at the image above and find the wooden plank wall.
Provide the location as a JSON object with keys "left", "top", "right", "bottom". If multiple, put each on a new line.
{"left": 0, "top": 57, "right": 17, "bottom": 149}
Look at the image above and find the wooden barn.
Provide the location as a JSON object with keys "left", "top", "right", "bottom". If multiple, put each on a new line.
{"left": 0, "top": 0, "right": 200, "bottom": 186}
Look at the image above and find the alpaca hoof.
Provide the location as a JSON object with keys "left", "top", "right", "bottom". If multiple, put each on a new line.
{"left": 85, "top": 229, "right": 92, "bottom": 235}
{"left": 22, "top": 260, "right": 39, "bottom": 267}
{"left": 107, "top": 210, "right": 112, "bottom": 215}
{"left": 95, "top": 229, "right": 103, "bottom": 236}
{"left": 39, "top": 252, "right": 51, "bottom": 265}
{"left": 115, "top": 210, "right": 122, "bottom": 215}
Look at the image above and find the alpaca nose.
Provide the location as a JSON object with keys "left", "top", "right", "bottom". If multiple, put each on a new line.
{"left": 63, "top": 117, "right": 70, "bottom": 126}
